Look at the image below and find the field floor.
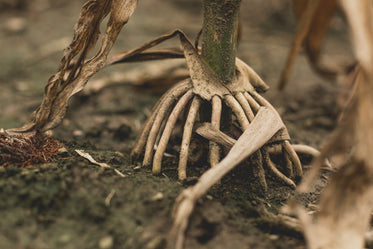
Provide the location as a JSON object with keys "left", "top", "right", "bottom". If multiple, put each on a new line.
{"left": 0, "top": 1, "right": 356, "bottom": 248}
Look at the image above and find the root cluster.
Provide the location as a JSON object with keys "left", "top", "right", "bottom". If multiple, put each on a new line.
{"left": 0, "top": 132, "right": 60, "bottom": 167}
{"left": 131, "top": 78, "right": 303, "bottom": 189}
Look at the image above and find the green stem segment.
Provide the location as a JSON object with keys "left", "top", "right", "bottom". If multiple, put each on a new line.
{"left": 202, "top": 0, "right": 241, "bottom": 85}
{"left": 201, "top": 0, "right": 241, "bottom": 131}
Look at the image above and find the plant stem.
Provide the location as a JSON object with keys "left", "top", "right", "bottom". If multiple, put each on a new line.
{"left": 201, "top": 0, "right": 241, "bottom": 131}
{"left": 201, "top": 0, "right": 241, "bottom": 85}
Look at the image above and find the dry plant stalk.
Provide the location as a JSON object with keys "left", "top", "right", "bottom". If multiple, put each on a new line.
{"left": 75, "top": 149, "right": 126, "bottom": 177}
{"left": 7, "top": 0, "right": 139, "bottom": 135}
{"left": 278, "top": 0, "right": 353, "bottom": 90}
{"left": 0, "top": 131, "right": 59, "bottom": 167}
{"left": 294, "top": 1, "right": 373, "bottom": 249}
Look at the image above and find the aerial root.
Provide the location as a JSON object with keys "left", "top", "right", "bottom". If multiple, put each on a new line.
{"left": 131, "top": 79, "right": 191, "bottom": 162}
{"left": 142, "top": 81, "right": 191, "bottom": 167}
{"left": 152, "top": 90, "right": 194, "bottom": 174}
{"left": 224, "top": 94, "right": 250, "bottom": 130}
{"left": 132, "top": 89, "right": 304, "bottom": 186}
{"left": 244, "top": 91, "right": 260, "bottom": 113}
{"left": 283, "top": 147, "right": 295, "bottom": 178}
{"left": 268, "top": 143, "right": 333, "bottom": 170}
{"left": 283, "top": 140, "right": 303, "bottom": 179}
{"left": 252, "top": 150, "right": 268, "bottom": 192}
{"left": 235, "top": 92, "right": 255, "bottom": 122}
{"left": 209, "top": 95, "right": 222, "bottom": 167}
{"left": 263, "top": 149, "right": 296, "bottom": 189}
{"left": 291, "top": 144, "right": 333, "bottom": 169}
{"left": 178, "top": 96, "right": 202, "bottom": 180}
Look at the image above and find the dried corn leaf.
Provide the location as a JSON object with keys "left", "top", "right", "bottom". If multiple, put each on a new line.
{"left": 294, "top": 0, "right": 339, "bottom": 71}
{"left": 340, "top": 0, "right": 373, "bottom": 166}
{"left": 278, "top": 0, "right": 339, "bottom": 90}
{"left": 75, "top": 149, "right": 126, "bottom": 177}
{"left": 297, "top": 1, "right": 373, "bottom": 249}
{"left": 7, "top": 0, "right": 138, "bottom": 135}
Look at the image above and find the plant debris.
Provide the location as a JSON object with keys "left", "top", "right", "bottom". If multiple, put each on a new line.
{"left": 75, "top": 149, "right": 126, "bottom": 177}
{"left": 0, "top": 131, "right": 60, "bottom": 167}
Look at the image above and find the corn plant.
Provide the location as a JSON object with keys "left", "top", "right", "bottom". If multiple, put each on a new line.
{"left": 2, "top": 0, "right": 373, "bottom": 249}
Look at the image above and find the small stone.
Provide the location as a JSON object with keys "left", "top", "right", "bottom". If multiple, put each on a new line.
{"left": 73, "top": 130, "right": 84, "bottom": 136}
{"left": 268, "top": 234, "right": 279, "bottom": 240}
{"left": 44, "top": 130, "right": 53, "bottom": 136}
{"left": 151, "top": 192, "right": 164, "bottom": 201}
{"left": 99, "top": 236, "right": 114, "bottom": 249}
{"left": 133, "top": 164, "right": 141, "bottom": 171}
{"left": 57, "top": 147, "right": 68, "bottom": 155}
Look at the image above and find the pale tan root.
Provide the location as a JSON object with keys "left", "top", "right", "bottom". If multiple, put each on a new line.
{"left": 209, "top": 95, "right": 222, "bottom": 167}
{"left": 243, "top": 92, "right": 260, "bottom": 113}
{"left": 267, "top": 144, "right": 332, "bottom": 170}
{"left": 235, "top": 92, "right": 255, "bottom": 122}
{"left": 152, "top": 90, "right": 194, "bottom": 174}
{"left": 283, "top": 148, "right": 294, "bottom": 179}
{"left": 277, "top": 0, "right": 321, "bottom": 90}
{"left": 131, "top": 80, "right": 190, "bottom": 161}
{"left": 224, "top": 95, "right": 250, "bottom": 130}
{"left": 169, "top": 107, "right": 285, "bottom": 249}
{"left": 142, "top": 81, "right": 191, "bottom": 166}
{"left": 178, "top": 96, "right": 202, "bottom": 180}
{"left": 225, "top": 95, "right": 269, "bottom": 189}
{"left": 250, "top": 91, "right": 303, "bottom": 179}
{"left": 252, "top": 150, "right": 268, "bottom": 192}
{"left": 262, "top": 149, "right": 296, "bottom": 189}
{"left": 292, "top": 144, "right": 333, "bottom": 169}
{"left": 266, "top": 143, "right": 294, "bottom": 178}
{"left": 283, "top": 140, "right": 303, "bottom": 179}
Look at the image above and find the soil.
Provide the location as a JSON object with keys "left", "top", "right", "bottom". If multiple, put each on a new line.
{"left": 0, "top": 1, "right": 356, "bottom": 249}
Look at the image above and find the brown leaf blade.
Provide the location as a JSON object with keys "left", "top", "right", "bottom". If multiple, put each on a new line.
{"left": 297, "top": 2, "right": 373, "bottom": 249}
{"left": 278, "top": 0, "right": 338, "bottom": 90}
{"left": 7, "top": 0, "right": 138, "bottom": 135}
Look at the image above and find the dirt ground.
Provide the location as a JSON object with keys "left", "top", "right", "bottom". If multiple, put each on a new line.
{"left": 0, "top": 1, "right": 356, "bottom": 249}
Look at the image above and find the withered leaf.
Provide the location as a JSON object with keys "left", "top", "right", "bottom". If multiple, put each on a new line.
{"left": 339, "top": 0, "right": 373, "bottom": 163}
{"left": 278, "top": 0, "right": 339, "bottom": 90}
{"left": 7, "top": 0, "right": 138, "bottom": 135}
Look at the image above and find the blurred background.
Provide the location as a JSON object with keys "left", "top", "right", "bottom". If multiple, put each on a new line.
{"left": 0, "top": 0, "right": 352, "bottom": 147}
{"left": 0, "top": 2, "right": 356, "bottom": 249}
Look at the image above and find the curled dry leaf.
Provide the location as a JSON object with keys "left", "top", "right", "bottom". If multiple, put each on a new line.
{"left": 75, "top": 149, "right": 126, "bottom": 177}
{"left": 278, "top": 0, "right": 341, "bottom": 90}
{"left": 7, "top": 0, "right": 138, "bottom": 135}
{"left": 295, "top": 1, "right": 373, "bottom": 249}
